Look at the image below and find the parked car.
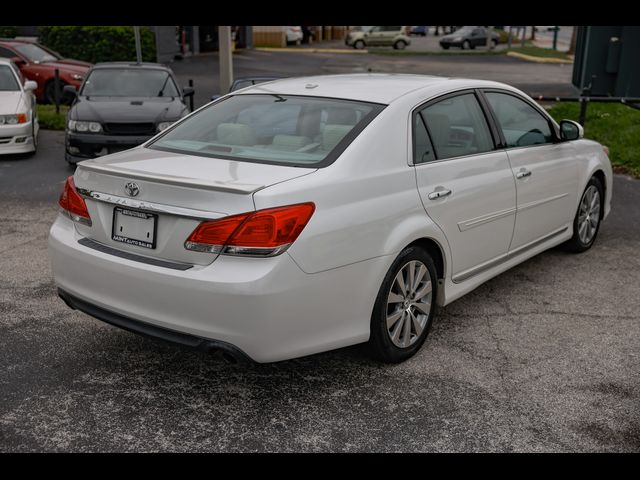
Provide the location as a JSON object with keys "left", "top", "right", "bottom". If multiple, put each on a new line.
{"left": 211, "top": 76, "right": 284, "bottom": 100}
{"left": 286, "top": 26, "right": 303, "bottom": 45}
{"left": 50, "top": 74, "right": 612, "bottom": 364}
{"left": 410, "top": 26, "right": 428, "bottom": 36}
{"left": 0, "top": 58, "right": 39, "bottom": 155}
{"left": 345, "top": 26, "right": 411, "bottom": 50}
{"left": 439, "top": 26, "right": 500, "bottom": 49}
{"left": 64, "top": 62, "right": 193, "bottom": 164}
{"left": 0, "top": 39, "right": 91, "bottom": 104}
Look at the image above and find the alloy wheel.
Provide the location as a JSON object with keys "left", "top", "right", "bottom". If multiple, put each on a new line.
{"left": 386, "top": 260, "right": 432, "bottom": 348}
{"left": 578, "top": 185, "right": 601, "bottom": 244}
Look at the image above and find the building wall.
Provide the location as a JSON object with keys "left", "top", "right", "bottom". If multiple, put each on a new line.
{"left": 252, "top": 26, "right": 286, "bottom": 47}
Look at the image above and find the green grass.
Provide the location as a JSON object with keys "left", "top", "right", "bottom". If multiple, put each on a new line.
{"left": 37, "top": 104, "right": 69, "bottom": 131}
{"left": 547, "top": 102, "right": 640, "bottom": 177}
{"left": 506, "top": 45, "right": 571, "bottom": 60}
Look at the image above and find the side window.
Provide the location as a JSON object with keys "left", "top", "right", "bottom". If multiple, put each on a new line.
{"left": 414, "top": 113, "right": 436, "bottom": 164}
{"left": 420, "top": 93, "right": 494, "bottom": 160}
{"left": 0, "top": 46, "right": 16, "bottom": 58}
{"left": 486, "top": 92, "right": 554, "bottom": 148}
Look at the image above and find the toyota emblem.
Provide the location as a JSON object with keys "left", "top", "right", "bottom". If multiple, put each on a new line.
{"left": 124, "top": 182, "right": 140, "bottom": 197}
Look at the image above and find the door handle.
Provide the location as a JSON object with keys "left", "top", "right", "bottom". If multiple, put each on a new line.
{"left": 516, "top": 169, "right": 532, "bottom": 179}
{"left": 428, "top": 188, "right": 452, "bottom": 200}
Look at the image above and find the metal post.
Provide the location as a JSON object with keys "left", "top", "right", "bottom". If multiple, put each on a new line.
{"left": 507, "top": 26, "right": 513, "bottom": 49}
{"left": 218, "top": 26, "right": 233, "bottom": 95}
{"left": 552, "top": 26, "right": 558, "bottom": 50}
{"left": 188, "top": 79, "right": 194, "bottom": 112}
{"left": 133, "top": 26, "right": 142, "bottom": 63}
{"left": 578, "top": 97, "right": 588, "bottom": 126}
{"left": 487, "top": 25, "right": 494, "bottom": 50}
{"left": 521, "top": 26, "right": 526, "bottom": 47}
{"left": 54, "top": 68, "right": 60, "bottom": 114}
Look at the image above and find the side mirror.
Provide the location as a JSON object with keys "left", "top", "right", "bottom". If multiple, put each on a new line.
{"left": 182, "top": 86, "right": 195, "bottom": 97}
{"left": 63, "top": 84, "right": 77, "bottom": 98}
{"left": 11, "top": 56, "right": 26, "bottom": 66}
{"left": 560, "top": 119, "right": 583, "bottom": 141}
{"left": 24, "top": 80, "right": 38, "bottom": 92}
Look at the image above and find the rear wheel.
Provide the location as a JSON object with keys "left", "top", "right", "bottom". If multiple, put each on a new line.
{"left": 491, "top": 39, "right": 498, "bottom": 48}
{"left": 563, "top": 176, "right": 604, "bottom": 253}
{"left": 354, "top": 40, "right": 365, "bottom": 50}
{"left": 368, "top": 246, "right": 438, "bottom": 363}
{"left": 442, "top": 44, "right": 450, "bottom": 50}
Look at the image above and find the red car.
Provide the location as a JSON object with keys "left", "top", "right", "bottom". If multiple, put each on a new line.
{"left": 0, "top": 39, "right": 91, "bottom": 103}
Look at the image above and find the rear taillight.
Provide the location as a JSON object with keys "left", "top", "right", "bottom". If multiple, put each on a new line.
{"left": 185, "top": 203, "right": 315, "bottom": 257}
{"left": 58, "top": 176, "right": 92, "bottom": 226}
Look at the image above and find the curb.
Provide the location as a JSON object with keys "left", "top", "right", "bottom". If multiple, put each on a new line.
{"left": 506, "top": 51, "right": 573, "bottom": 64}
{"left": 254, "top": 47, "right": 368, "bottom": 54}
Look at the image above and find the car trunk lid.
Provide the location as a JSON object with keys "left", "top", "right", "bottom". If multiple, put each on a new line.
{"left": 72, "top": 147, "right": 316, "bottom": 266}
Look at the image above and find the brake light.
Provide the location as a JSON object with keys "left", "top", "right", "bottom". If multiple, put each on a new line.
{"left": 58, "top": 176, "right": 92, "bottom": 226}
{"left": 185, "top": 203, "right": 315, "bottom": 257}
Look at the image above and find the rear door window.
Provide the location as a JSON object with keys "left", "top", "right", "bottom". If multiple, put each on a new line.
{"left": 419, "top": 93, "right": 494, "bottom": 160}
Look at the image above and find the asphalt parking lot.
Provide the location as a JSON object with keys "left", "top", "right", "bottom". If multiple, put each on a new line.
{"left": 1, "top": 128, "right": 639, "bottom": 452}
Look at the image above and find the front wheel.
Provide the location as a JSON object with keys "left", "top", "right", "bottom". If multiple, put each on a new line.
{"left": 462, "top": 40, "right": 470, "bottom": 50}
{"left": 563, "top": 176, "right": 604, "bottom": 253}
{"left": 393, "top": 40, "right": 407, "bottom": 50}
{"left": 354, "top": 40, "right": 365, "bottom": 50}
{"left": 368, "top": 247, "right": 438, "bottom": 363}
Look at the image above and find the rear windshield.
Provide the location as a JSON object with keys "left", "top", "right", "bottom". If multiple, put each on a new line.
{"left": 148, "top": 94, "right": 385, "bottom": 167}
{"left": 0, "top": 65, "right": 19, "bottom": 91}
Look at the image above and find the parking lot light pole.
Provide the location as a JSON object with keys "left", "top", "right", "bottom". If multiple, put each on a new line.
{"left": 219, "top": 26, "right": 233, "bottom": 95}
{"left": 133, "top": 26, "right": 142, "bottom": 64}
{"left": 487, "top": 25, "right": 494, "bottom": 50}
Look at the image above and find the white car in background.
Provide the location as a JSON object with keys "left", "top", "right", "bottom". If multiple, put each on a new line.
{"left": 0, "top": 58, "right": 39, "bottom": 155}
{"left": 49, "top": 74, "right": 612, "bottom": 363}
{"left": 286, "top": 26, "right": 303, "bottom": 45}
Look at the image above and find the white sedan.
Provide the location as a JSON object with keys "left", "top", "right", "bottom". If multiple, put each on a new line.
{"left": 49, "top": 74, "right": 612, "bottom": 363}
{"left": 0, "top": 58, "right": 39, "bottom": 155}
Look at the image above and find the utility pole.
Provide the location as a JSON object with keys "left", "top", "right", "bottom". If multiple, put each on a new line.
{"left": 133, "top": 26, "right": 142, "bottom": 63}
{"left": 218, "top": 26, "right": 233, "bottom": 95}
{"left": 487, "top": 25, "right": 494, "bottom": 50}
{"left": 552, "top": 26, "right": 559, "bottom": 50}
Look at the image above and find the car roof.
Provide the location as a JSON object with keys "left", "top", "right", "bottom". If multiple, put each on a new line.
{"left": 92, "top": 62, "right": 172, "bottom": 71}
{"left": 236, "top": 73, "right": 513, "bottom": 104}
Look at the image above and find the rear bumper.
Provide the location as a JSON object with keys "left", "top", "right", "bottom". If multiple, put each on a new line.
{"left": 58, "top": 288, "right": 252, "bottom": 362}
{"left": 49, "top": 213, "right": 388, "bottom": 362}
{"left": 65, "top": 131, "right": 153, "bottom": 162}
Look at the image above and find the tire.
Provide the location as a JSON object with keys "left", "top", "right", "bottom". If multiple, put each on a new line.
{"left": 368, "top": 246, "right": 438, "bottom": 363}
{"left": 393, "top": 40, "right": 407, "bottom": 50}
{"left": 462, "top": 40, "right": 470, "bottom": 50}
{"left": 442, "top": 44, "right": 450, "bottom": 50}
{"left": 354, "top": 40, "right": 365, "bottom": 50}
{"left": 491, "top": 39, "right": 498, "bottom": 48}
{"left": 562, "top": 176, "right": 604, "bottom": 253}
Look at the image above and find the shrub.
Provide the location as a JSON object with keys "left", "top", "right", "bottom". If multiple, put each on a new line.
{"left": 0, "top": 26, "right": 18, "bottom": 38}
{"left": 38, "top": 26, "right": 156, "bottom": 63}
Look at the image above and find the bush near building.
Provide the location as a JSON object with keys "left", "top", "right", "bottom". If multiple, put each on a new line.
{"left": 0, "top": 26, "right": 18, "bottom": 38}
{"left": 38, "top": 26, "right": 156, "bottom": 63}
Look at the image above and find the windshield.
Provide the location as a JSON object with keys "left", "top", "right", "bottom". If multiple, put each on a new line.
{"left": 81, "top": 69, "right": 180, "bottom": 97}
{"left": 455, "top": 26, "right": 476, "bottom": 34}
{"left": 0, "top": 65, "right": 20, "bottom": 91}
{"left": 149, "top": 94, "right": 384, "bottom": 167}
{"left": 14, "top": 43, "right": 58, "bottom": 63}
